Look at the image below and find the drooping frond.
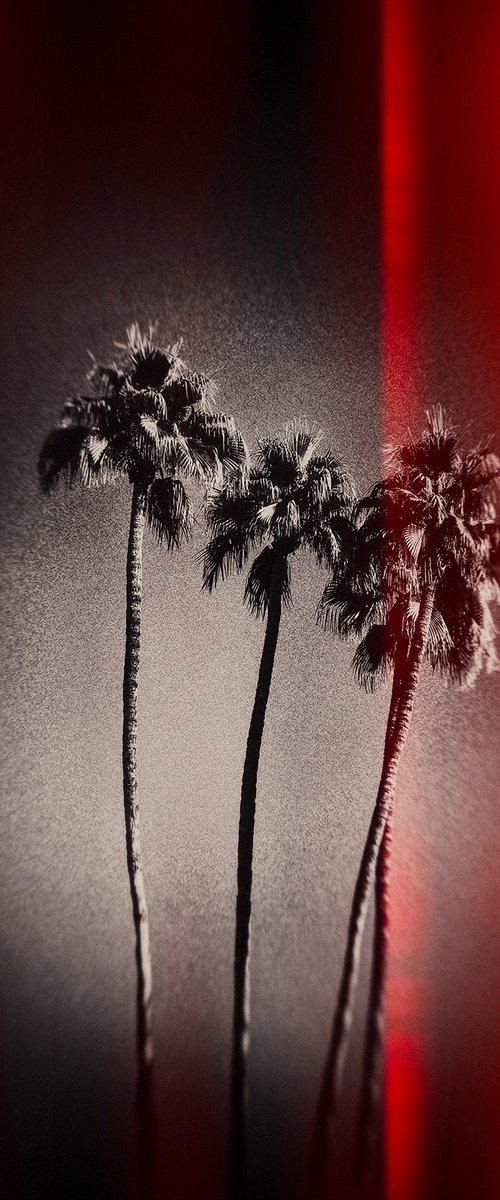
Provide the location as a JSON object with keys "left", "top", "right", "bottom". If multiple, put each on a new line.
{"left": 305, "top": 521, "right": 342, "bottom": 571}
{"left": 202, "top": 528, "right": 253, "bottom": 593}
{"left": 132, "top": 413, "right": 180, "bottom": 475}
{"left": 87, "top": 362, "right": 127, "bottom": 399}
{"left": 243, "top": 547, "right": 291, "bottom": 618}
{"left": 205, "top": 484, "right": 261, "bottom": 538}
{"left": 430, "top": 556, "right": 499, "bottom": 684}
{"left": 425, "top": 609, "right": 454, "bottom": 673}
{"left": 319, "top": 510, "right": 387, "bottom": 629}
{"left": 146, "top": 478, "right": 192, "bottom": 548}
{"left": 305, "top": 454, "right": 356, "bottom": 511}
{"left": 61, "top": 393, "right": 115, "bottom": 429}
{"left": 336, "top": 591, "right": 386, "bottom": 639}
{"left": 38, "top": 426, "right": 89, "bottom": 492}
{"left": 202, "top": 478, "right": 260, "bottom": 593}
{"left": 186, "top": 411, "right": 248, "bottom": 481}
{"left": 352, "top": 624, "right": 393, "bottom": 692}
{"left": 178, "top": 434, "right": 223, "bottom": 487}
{"left": 320, "top": 508, "right": 360, "bottom": 567}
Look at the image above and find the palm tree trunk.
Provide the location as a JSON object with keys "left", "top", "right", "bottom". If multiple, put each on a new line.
{"left": 229, "top": 560, "right": 284, "bottom": 1200}
{"left": 123, "top": 483, "right": 154, "bottom": 1087}
{"left": 353, "top": 647, "right": 411, "bottom": 1188}
{"left": 352, "top": 824, "right": 391, "bottom": 1199}
{"left": 306, "top": 583, "right": 435, "bottom": 1199}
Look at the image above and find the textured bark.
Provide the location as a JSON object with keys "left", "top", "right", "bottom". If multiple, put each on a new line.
{"left": 123, "top": 484, "right": 154, "bottom": 1086}
{"left": 352, "top": 824, "right": 391, "bottom": 1200}
{"left": 354, "top": 648, "right": 410, "bottom": 1187}
{"left": 307, "top": 584, "right": 435, "bottom": 1199}
{"left": 228, "top": 561, "right": 284, "bottom": 1200}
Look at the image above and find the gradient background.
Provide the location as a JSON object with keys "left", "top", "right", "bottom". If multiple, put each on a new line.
{"left": 0, "top": 3, "right": 499, "bottom": 1198}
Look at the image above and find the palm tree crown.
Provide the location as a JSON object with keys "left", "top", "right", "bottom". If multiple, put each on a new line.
{"left": 320, "top": 406, "right": 500, "bottom": 688}
{"left": 203, "top": 419, "right": 355, "bottom": 608}
{"left": 39, "top": 323, "right": 247, "bottom": 537}
{"left": 309, "top": 407, "right": 500, "bottom": 1197}
{"left": 37, "top": 323, "right": 247, "bottom": 1122}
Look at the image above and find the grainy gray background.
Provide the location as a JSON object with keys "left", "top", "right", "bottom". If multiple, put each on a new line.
{"left": 1, "top": 188, "right": 499, "bottom": 1200}
{"left": 1, "top": 3, "right": 499, "bottom": 1198}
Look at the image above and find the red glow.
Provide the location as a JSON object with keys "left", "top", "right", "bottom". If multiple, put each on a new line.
{"left": 382, "top": 3, "right": 429, "bottom": 1197}
{"left": 385, "top": 1029, "right": 428, "bottom": 1200}
{"left": 383, "top": 3, "right": 500, "bottom": 1196}
{"left": 385, "top": 860, "right": 430, "bottom": 1200}
{"left": 382, "top": 0, "right": 424, "bottom": 435}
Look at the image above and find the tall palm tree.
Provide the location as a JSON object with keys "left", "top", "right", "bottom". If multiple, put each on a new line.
{"left": 202, "top": 420, "right": 355, "bottom": 1199}
{"left": 38, "top": 324, "right": 247, "bottom": 1093}
{"left": 308, "top": 408, "right": 500, "bottom": 1197}
{"left": 357, "top": 575, "right": 499, "bottom": 1188}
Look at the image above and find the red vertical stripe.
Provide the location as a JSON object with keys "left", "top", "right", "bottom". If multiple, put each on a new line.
{"left": 382, "top": 4, "right": 429, "bottom": 1198}
{"left": 382, "top": 0, "right": 424, "bottom": 433}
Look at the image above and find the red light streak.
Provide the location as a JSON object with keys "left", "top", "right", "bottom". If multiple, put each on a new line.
{"left": 382, "top": 4, "right": 429, "bottom": 1198}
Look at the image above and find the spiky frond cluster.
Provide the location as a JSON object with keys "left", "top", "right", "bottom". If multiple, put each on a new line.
{"left": 202, "top": 419, "right": 355, "bottom": 617}
{"left": 320, "top": 407, "right": 500, "bottom": 690}
{"left": 39, "top": 325, "right": 247, "bottom": 549}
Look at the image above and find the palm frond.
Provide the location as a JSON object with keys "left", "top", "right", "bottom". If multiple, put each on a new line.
{"left": 205, "top": 485, "right": 261, "bottom": 537}
{"left": 134, "top": 414, "right": 180, "bottom": 474}
{"left": 402, "top": 523, "right": 425, "bottom": 562}
{"left": 305, "top": 522, "right": 342, "bottom": 571}
{"left": 244, "top": 547, "right": 291, "bottom": 618}
{"left": 321, "top": 589, "right": 386, "bottom": 638}
{"left": 307, "top": 453, "right": 357, "bottom": 500}
{"left": 186, "top": 411, "right": 249, "bottom": 479}
{"left": 256, "top": 434, "right": 302, "bottom": 489}
{"left": 179, "top": 436, "right": 223, "bottom": 486}
{"left": 38, "top": 426, "right": 88, "bottom": 492}
{"left": 285, "top": 418, "right": 324, "bottom": 468}
{"left": 146, "top": 478, "right": 192, "bottom": 548}
{"left": 425, "top": 609, "right": 453, "bottom": 672}
{"left": 202, "top": 528, "right": 253, "bottom": 593}
{"left": 61, "top": 394, "right": 114, "bottom": 430}
{"left": 166, "top": 366, "right": 218, "bottom": 414}
{"left": 352, "top": 624, "right": 393, "bottom": 692}
{"left": 87, "top": 363, "right": 126, "bottom": 399}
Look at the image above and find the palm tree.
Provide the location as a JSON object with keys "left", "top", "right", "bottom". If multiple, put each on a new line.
{"left": 359, "top": 579, "right": 499, "bottom": 1188}
{"left": 38, "top": 324, "right": 247, "bottom": 1095}
{"left": 308, "top": 408, "right": 500, "bottom": 1197}
{"left": 202, "top": 420, "right": 355, "bottom": 1199}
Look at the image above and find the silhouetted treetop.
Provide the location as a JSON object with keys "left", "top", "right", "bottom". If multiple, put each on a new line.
{"left": 39, "top": 323, "right": 247, "bottom": 548}
{"left": 202, "top": 419, "right": 356, "bottom": 614}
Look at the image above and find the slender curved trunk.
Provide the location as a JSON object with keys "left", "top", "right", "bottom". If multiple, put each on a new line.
{"left": 352, "top": 824, "right": 391, "bottom": 1199}
{"left": 123, "top": 484, "right": 154, "bottom": 1087}
{"left": 306, "top": 584, "right": 435, "bottom": 1199}
{"left": 353, "top": 647, "right": 411, "bottom": 1187}
{"left": 228, "top": 561, "right": 284, "bottom": 1200}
